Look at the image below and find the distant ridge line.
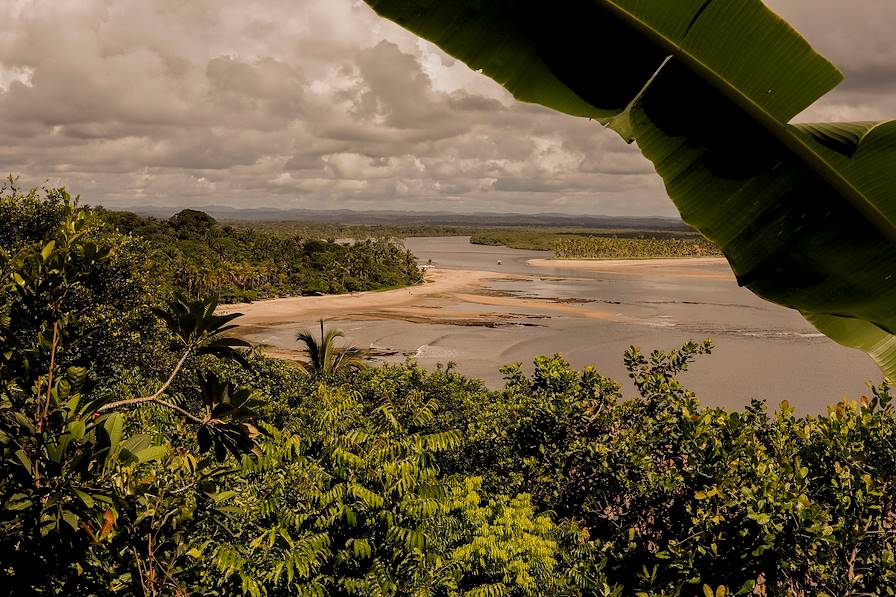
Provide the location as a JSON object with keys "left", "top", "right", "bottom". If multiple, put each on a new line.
{"left": 113, "top": 205, "right": 691, "bottom": 231}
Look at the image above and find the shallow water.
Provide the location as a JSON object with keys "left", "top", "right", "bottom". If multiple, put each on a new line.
{"left": 257, "top": 236, "right": 882, "bottom": 412}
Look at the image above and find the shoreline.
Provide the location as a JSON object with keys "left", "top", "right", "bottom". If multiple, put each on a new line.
{"left": 528, "top": 256, "right": 728, "bottom": 269}
{"left": 217, "top": 267, "right": 518, "bottom": 327}
{"left": 527, "top": 256, "right": 733, "bottom": 281}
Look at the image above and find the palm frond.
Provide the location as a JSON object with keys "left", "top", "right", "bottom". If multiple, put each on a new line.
{"left": 296, "top": 320, "right": 367, "bottom": 376}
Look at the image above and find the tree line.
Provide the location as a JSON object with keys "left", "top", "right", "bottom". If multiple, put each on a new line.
{"left": 98, "top": 206, "right": 423, "bottom": 303}
{"left": 554, "top": 235, "right": 721, "bottom": 260}
{"left": 469, "top": 229, "right": 721, "bottom": 258}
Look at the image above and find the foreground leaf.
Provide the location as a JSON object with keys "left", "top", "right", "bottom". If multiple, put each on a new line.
{"left": 363, "top": 0, "right": 896, "bottom": 378}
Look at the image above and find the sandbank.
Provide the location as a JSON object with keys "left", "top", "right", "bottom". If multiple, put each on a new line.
{"left": 217, "top": 268, "right": 517, "bottom": 327}
{"left": 527, "top": 257, "right": 733, "bottom": 280}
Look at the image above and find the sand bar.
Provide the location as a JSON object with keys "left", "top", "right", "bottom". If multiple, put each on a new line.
{"left": 527, "top": 257, "right": 733, "bottom": 280}
{"left": 218, "top": 267, "right": 518, "bottom": 327}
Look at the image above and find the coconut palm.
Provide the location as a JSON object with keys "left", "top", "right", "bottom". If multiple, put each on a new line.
{"left": 295, "top": 319, "right": 367, "bottom": 376}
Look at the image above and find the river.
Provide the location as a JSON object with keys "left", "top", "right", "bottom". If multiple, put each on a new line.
{"left": 240, "top": 236, "right": 882, "bottom": 412}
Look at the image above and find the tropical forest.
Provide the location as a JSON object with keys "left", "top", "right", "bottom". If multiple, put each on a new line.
{"left": 2, "top": 0, "right": 896, "bottom": 596}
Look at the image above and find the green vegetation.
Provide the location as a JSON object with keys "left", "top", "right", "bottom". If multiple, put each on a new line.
{"left": 554, "top": 236, "right": 720, "bottom": 259}
{"left": 98, "top": 206, "right": 423, "bottom": 303}
{"left": 6, "top": 0, "right": 896, "bottom": 592}
{"left": 295, "top": 320, "right": 368, "bottom": 377}
{"left": 228, "top": 220, "right": 472, "bottom": 240}
{"left": 223, "top": 214, "right": 691, "bottom": 241}
{"left": 470, "top": 229, "right": 721, "bottom": 258}
{"left": 470, "top": 230, "right": 558, "bottom": 251}
{"left": 362, "top": 0, "right": 896, "bottom": 381}
{"left": 4, "top": 186, "right": 896, "bottom": 594}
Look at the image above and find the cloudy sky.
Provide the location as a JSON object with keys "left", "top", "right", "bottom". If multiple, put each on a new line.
{"left": 1, "top": 0, "right": 894, "bottom": 215}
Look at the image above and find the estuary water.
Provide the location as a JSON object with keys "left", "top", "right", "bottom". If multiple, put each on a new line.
{"left": 241, "top": 236, "right": 881, "bottom": 412}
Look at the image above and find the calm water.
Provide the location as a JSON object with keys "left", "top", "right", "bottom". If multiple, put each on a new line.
{"left": 403, "top": 237, "right": 881, "bottom": 411}
{"left": 244, "top": 236, "right": 880, "bottom": 412}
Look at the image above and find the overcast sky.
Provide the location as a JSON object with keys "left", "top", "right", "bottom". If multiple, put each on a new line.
{"left": 1, "top": 1, "right": 894, "bottom": 215}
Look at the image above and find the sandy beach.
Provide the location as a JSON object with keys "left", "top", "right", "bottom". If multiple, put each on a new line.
{"left": 220, "top": 256, "right": 724, "bottom": 330}
{"left": 528, "top": 257, "right": 734, "bottom": 280}
{"left": 528, "top": 256, "right": 727, "bottom": 269}
{"left": 219, "top": 267, "right": 519, "bottom": 327}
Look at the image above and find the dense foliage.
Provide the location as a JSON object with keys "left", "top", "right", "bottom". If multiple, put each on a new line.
{"left": 554, "top": 236, "right": 721, "bottom": 260}
{"left": 295, "top": 320, "right": 368, "bottom": 377}
{"left": 229, "top": 221, "right": 473, "bottom": 240}
{"left": 0, "top": 185, "right": 263, "bottom": 593}
{"left": 469, "top": 229, "right": 720, "bottom": 258}
{"left": 3, "top": 187, "right": 895, "bottom": 594}
{"left": 99, "top": 207, "right": 423, "bottom": 303}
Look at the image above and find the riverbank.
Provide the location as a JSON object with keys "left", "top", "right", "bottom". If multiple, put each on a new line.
{"left": 527, "top": 257, "right": 733, "bottom": 280}
{"left": 218, "top": 267, "right": 519, "bottom": 327}
{"left": 528, "top": 256, "right": 727, "bottom": 268}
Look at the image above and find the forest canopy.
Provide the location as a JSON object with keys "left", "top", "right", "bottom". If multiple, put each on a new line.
{"left": 2, "top": 184, "right": 895, "bottom": 595}
{"left": 96, "top": 204, "right": 423, "bottom": 303}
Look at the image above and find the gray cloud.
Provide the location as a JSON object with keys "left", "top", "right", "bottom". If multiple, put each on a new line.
{"left": 765, "top": 0, "right": 896, "bottom": 121}
{"left": 0, "top": 0, "right": 893, "bottom": 215}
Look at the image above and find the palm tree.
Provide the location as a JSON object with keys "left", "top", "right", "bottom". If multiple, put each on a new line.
{"left": 295, "top": 319, "right": 367, "bottom": 376}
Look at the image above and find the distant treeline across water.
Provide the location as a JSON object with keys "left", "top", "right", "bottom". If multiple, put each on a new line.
{"left": 470, "top": 229, "right": 720, "bottom": 258}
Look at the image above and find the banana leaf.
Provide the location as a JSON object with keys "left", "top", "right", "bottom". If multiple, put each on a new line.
{"left": 363, "top": 0, "right": 896, "bottom": 379}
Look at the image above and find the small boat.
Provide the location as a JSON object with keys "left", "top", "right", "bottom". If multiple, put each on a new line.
{"left": 497, "top": 260, "right": 503, "bottom": 265}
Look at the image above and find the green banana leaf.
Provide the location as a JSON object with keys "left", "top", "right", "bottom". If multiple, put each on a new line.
{"left": 363, "top": 0, "right": 896, "bottom": 379}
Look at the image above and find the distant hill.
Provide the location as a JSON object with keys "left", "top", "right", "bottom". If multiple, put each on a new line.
{"left": 115, "top": 205, "right": 691, "bottom": 232}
